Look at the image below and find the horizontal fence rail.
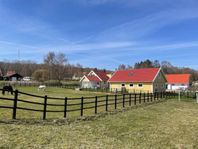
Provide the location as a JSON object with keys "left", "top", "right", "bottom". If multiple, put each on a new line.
{"left": 0, "top": 88, "right": 178, "bottom": 120}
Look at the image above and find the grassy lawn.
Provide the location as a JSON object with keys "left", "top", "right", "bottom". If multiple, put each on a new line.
{"left": 1, "top": 87, "right": 198, "bottom": 148}
{"left": 0, "top": 96, "right": 198, "bottom": 148}
{"left": 11, "top": 86, "right": 107, "bottom": 97}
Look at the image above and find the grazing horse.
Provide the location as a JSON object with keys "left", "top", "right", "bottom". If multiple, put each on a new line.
{"left": 38, "top": 85, "right": 46, "bottom": 91}
{"left": 2, "top": 85, "right": 13, "bottom": 95}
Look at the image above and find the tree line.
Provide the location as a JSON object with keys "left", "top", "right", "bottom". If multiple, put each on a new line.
{"left": 1, "top": 55, "right": 198, "bottom": 82}
{"left": 118, "top": 59, "right": 198, "bottom": 82}
{"left": 0, "top": 52, "right": 93, "bottom": 82}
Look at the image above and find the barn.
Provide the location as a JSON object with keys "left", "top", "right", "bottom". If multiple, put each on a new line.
{"left": 4, "top": 71, "right": 23, "bottom": 81}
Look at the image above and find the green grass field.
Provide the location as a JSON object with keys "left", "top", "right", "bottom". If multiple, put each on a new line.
{"left": 0, "top": 86, "right": 113, "bottom": 120}
{"left": 1, "top": 87, "right": 198, "bottom": 148}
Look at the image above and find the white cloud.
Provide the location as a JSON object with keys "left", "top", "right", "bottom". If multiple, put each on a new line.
{"left": 92, "top": 7, "right": 198, "bottom": 42}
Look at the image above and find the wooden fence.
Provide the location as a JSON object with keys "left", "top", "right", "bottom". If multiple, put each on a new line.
{"left": 0, "top": 89, "right": 176, "bottom": 120}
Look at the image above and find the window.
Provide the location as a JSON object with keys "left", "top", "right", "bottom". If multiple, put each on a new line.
{"left": 121, "top": 84, "right": 125, "bottom": 87}
{"left": 138, "top": 84, "right": 143, "bottom": 87}
{"left": 129, "top": 84, "right": 133, "bottom": 87}
{"left": 155, "top": 84, "right": 158, "bottom": 87}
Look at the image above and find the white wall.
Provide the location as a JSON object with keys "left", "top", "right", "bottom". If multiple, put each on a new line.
{"left": 81, "top": 82, "right": 98, "bottom": 89}
{"left": 167, "top": 84, "right": 189, "bottom": 90}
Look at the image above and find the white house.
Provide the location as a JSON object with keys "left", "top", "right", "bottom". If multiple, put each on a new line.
{"left": 166, "top": 74, "right": 191, "bottom": 91}
{"left": 80, "top": 70, "right": 109, "bottom": 89}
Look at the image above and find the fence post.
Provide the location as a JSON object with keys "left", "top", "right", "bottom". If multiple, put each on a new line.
{"left": 95, "top": 96, "right": 98, "bottom": 114}
{"left": 196, "top": 92, "right": 198, "bottom": 103}
{"left": 156, "top": 92, "right": 157, "bottom": 101}
{"left": 139, "top": 93, "right": 141, "bottom": 104}
{"left": 43, "top": 95, "right": 47, "bottom": 120}
{"left": 143, "top": 93, "right": 146, "bottom": 103}
{"left": 12, "top": 90, "right": 18, "bottom": 119}
{"left": 106, "top": 95, "right": 108, "bottom": 112}
{"left": 147, "top": 92, "right": 149, "bottom": 102}
{"left": 64, "top": 97, "right": 67, "bottom": 118}
{"left": 123, "top": 94, "right": 125, "bottom": 108}
{"left": 129, "top": 94, "right": 132, "bottom": 106}
{"left": 178, "top": 90, "right": 181, "bottom": 102}
{"left": 81, "top": 97, "right": 84, "bottom": 116}
{"left": 115, "top": 94, "right": 117, "bottom": 109}
{"left": 153, "top": 93, "right": 155, "bottom": 101}
{"left": 157, "top": 92, "right": 159, "bottom": 100}
{"left": 134, "top": 93, "right": 136, "bottom": 105}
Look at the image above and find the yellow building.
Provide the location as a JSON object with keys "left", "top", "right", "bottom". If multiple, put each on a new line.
{"left": 108, "top": 68, "right": 167, "bottom": 93}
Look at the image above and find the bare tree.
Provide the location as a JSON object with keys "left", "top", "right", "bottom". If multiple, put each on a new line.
{"left": 118, "top": 64, "right": 126, "bottom": 70}
{"left": 44, "top": 52, "right": 68, "bottom": 82}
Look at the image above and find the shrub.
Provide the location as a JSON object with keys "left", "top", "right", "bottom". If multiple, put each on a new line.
{"left": 44, "top": 80, "right": 62, "bottom": 86}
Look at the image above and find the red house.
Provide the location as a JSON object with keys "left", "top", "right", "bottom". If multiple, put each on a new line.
{"left": 166, "top": 74, "right": 191, "bottom": 90}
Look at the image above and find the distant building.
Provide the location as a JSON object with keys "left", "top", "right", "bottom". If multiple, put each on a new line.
{"left": 4, "top": 71, "right": 23, "bottom": 81}
{"left": 108, "top": 68, "right": 167, "bottom": 93}
{"left": 192, "top": 81, "right": 198, "bottom": 87}
{"left": 72, "top": 73, "right": 83, "bottom": 81}
{"left": 166, "top": 74, "right": 191, "bottom": 91}
{"left": 80, "top": 70, "right": 109, "bottom": 89}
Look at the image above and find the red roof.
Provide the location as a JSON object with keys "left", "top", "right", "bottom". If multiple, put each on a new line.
{"left": 108, "top": 68, "right": 160, "bottom": 83}
{"left": 95, "top": 71, "right": 109, "bottom": 81}
{"left": 166, "top": 74, "right": 191, "bottom": 84}
{"left": 86, "top": 76, "right": 101, "bottom": 82}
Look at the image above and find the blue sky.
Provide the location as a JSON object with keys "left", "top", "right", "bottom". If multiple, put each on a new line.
{"left": 0, "top": 0, "right": 198, "bottom": 70}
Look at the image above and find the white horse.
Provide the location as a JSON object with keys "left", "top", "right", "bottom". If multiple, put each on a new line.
{"left": 38, "top": 85, "right": 46, "bottom": 91}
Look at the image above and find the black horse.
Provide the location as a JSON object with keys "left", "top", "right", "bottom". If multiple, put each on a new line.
{"left": 2, "top": 85, "right": 13, "bottom": 95}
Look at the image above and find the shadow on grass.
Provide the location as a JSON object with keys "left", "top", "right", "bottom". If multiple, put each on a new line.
{"left": 0, "top": 99, "right": 168, "bottom": 126}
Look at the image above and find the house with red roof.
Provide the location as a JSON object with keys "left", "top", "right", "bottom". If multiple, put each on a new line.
{"left": 166, "top": 74, "right": 191, "bottom": 91}
{"left": 108, "top": 68, "right": 167, "bottom": 93}
{"left": 80, "top": 70, "right": 109, "bottom": 89}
